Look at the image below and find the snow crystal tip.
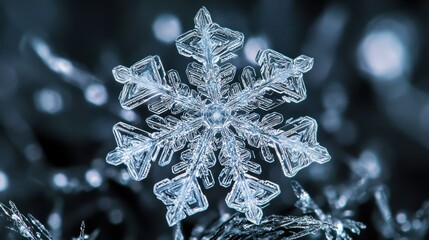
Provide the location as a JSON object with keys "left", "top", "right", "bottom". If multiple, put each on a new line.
{"left": 194, "top": 7, "right": 212, "bottom": 29}
{"left": 294, "top": 55, "right": 314, "bottom": 73}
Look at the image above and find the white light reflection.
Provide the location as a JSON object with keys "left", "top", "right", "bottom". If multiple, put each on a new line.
{"left": 84, "top": 83, "right": 108, "bottom": 106}
{"left": 48, "top": 212, "right": 62, "bottom": 230}
{"left": 153, "top": 14, "right": 182, "bottom": 44}
{"left": 0, "top": 170, "right": 9, "bottom": 192}
{"left": 85, "top": 169, "right": 102, "bottom": 188}
{"left": 351, "top": 150, "right": 381, "bottom": 179}
{"left": 244, "top": 36, "right": 269, "bottom": 64}
{"left": 32, "top": 39, "right": 74, "bottom": 75}
{"left": 358, "top": 31, "right": 405, "bottom": 81}
{"left": 34, "top": 88, "right": 63, "bottom": 114}
{"left": 53, "top": 173, "right": 68, "bottom": 188}
{"left": 119, "top": 169, "right": 130, "bottom": 185}
{"left": 119, "top": 109, "right": 138, "bottom": 122}
{"left": 357, "top": 16, "right": 416, "bottom": 82}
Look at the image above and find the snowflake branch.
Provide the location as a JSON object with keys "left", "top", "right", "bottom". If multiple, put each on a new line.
{"left": 226, "top": 50, "right": 312, "bottom": 112}
{"left": 154, "top": 129, "right": 215, "bottom": 226}
{"left": 231, "top": 114, "right": 330, "bottom": 177}
{"left": 113, "top": 55, "right": 204, "bottom": 112}
{"left": 176, "top": 7, "right": 243, "bottom": 101}
{"left": 219, "top": 129, "right": 280, "bottom": 224}
{"left": 107, "top": 117, "right": 204, "bottom": 180}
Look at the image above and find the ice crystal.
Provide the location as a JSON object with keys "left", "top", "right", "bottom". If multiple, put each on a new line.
{"left": 291, "top": 181, "right": 366, "bottom": 239}
{"left": 191, "top": 213, "right": 333, "bottom": 240}
{"left": 71, "top": 221, "right": 99, "bottom": 240}
{"left": 374, "top": 186, "right": 429, "bottom": 239}
{"left": 324, "top": 150, "right": 383, "bottom": 211}
{"left": 0, "top": 201, "right": 53, "bottom": 240}
{"left": 1, "top": 201, "right": 98, "bottom": 240}
{"left": 106, "top": 7, "right": 330, "bottom": 226}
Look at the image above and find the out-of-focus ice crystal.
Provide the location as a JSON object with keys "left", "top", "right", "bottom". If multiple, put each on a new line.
{"left": 291, "top": 181, "right": 366, "bottom": 239}
{"left": 191, "top": 213, "right": 333, "bottom": 240}
{"left": 374, "top": 186, "right": 429, "bottom": 239}
{"left": 106, "top": 7, "right": 330, "bottom": 226}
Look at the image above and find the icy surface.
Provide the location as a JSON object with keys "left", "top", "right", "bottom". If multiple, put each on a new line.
{"left": 291, "top": 181, "right": 366, "bottom": 239}
{"left": 107, "top": 7, "right": 330, "bottom": 226}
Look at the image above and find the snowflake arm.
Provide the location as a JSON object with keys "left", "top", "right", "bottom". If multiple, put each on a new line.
{"left": 219, "top": 128, "right": 280, "bottom": 224}
{"left": 113, "top": 55, "right": 203, "bottom": 113}
{"left": 226, "top": 50, "right": 313, "bottom": 112}
{"left": 232, "top": 114, "right": 330, "bottom": 177}
{"left": 176, "top": 7, "right": 243, "bottom": 101}
{"left": 154, "top": 128, "right": 214, "bottom": 226}
{"left": 106, "top": 116, "right": 203, "bottom": 181}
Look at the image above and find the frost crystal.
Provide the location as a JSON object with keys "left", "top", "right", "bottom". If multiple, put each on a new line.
{"left": 0, "top": 201, "right": 53, "bottom": 240}
{"left": 374, "top": 186, "right": 429, "bottom": 239}
{"left": 71, "top": 221, "right": 99, "bottom": 240}
{"left": 106, "top": 7, "right": 330, "bottom": 226}
{"left": 291, "top": 181, "right": 366, "bottom": 239}
{"left": 192, "top": 213, "right": 333, "bottom": 240}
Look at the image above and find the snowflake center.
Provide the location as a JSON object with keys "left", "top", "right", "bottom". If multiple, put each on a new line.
{"left": 204, "top": 103, "right": 229, "bottom": 129}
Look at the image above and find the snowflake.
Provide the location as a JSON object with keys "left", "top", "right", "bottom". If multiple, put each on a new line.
{"left": 106, "top": 7, "right": 331, "bottom": 226}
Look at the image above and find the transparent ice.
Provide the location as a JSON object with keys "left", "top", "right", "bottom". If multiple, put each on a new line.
{"left": 0, "top": 201, "right": 99, "bottom": 240}
{"left": 291, "top": 181, "right": 366, "bottom": 240}
{"left": 106, "top": 7, "right": 330, "bottom": 226}
{"left": 190, "top": 213, "right": 334, "bottom": 240}
{"left": 324, "top": 150, "right": 382, "bottom": 211}
{"left": 0, "top": 201, "right": 53, "bottom": 240}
